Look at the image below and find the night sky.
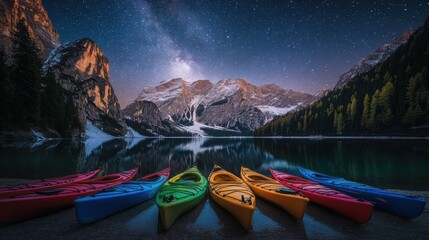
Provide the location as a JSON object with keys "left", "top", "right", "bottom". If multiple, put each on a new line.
{"left": 43, "top": 0, "right": 429, "bottom": 107}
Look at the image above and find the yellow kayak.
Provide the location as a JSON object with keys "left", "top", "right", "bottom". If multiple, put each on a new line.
{"left": 241, "top": 166, "right": 309, "bottom": 219}
{"left": 208, "top": 165, "right": 256, "bottom": 230}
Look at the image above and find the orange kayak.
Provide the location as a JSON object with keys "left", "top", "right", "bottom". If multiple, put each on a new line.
{"left": 241, "top": 166, "right": 309, "bottom": 219}
{"left": 208, "top": 165, "right": 255, "bottom": 230}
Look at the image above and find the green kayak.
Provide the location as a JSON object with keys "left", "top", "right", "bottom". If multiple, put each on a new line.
{"left": 156, "top": 166, "right": 208, "bottom": 230}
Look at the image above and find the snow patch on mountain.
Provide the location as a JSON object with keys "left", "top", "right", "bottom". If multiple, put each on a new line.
{"left": 85, "top": 120, "right": 114, "bottom": 139}
{"left": 140, "top": 85, "right": 184, "bottom": 103}
{"left": 257, "top": 105, "right": 300, "bottom": 116}
{"left": 43, "top": 41, "right": 72, "bottom": 70}
{"left": 176, "top": 121, "right": 240, "bottom": 136}
{"left": 125, "top": 127, "right": 145, "bottom": 138}
{"left": 201, "top": 79, "right": 241, "bottom": 104}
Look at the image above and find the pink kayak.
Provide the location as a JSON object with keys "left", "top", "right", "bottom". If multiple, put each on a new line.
{"left": 0, "top": 168, "right": 137, "bottom": 223}
{"left": 0, "top": 170, "right": 100, "bottom": 198}
{"left": 270, "top": 169, "right": 374, "bottom": 224}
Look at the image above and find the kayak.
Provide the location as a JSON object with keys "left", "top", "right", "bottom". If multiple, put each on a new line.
{"left": 0, "top": 170, "right": 100, "bottom": 198}
{"left": 0, "top": 168, "right": 137, "bottom": 223}
{"left": 241, "top": 166, "right": 309, "bottom": 219}
{"left": 209, "top": 165, "right": 255, "bottom": 230}
{"left": 75, "top": 167, "right": 170, "bottom": 224}
{"left": 156, "top": 166, "right": 207, "bottom": 230}
{"left": 270, "top": 169, "right": 373, "bottom": 224}
{"left": 299, "top": 167, "right": 427, "bottom": 219}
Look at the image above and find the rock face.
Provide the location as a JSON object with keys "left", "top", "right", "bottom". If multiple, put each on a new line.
{"left": 123, "top": 101, "right": 162, "bottom": 128}
{"left": 314, "top": 88, "right": 331, "bottom": 99}
{"left": 334, "top": 30, "right": 413, "bottom": 90}
{"left": 122, "top": 100, "right": 187, "bottom": 136}
{"left": 0, "top": 0, "right": 60, "bottom": 60}
{"left": 127, "top": 78, "right": 315, "bottom": 135}
{"left": 44, "top": 38, "right": 127, "bottom": 137}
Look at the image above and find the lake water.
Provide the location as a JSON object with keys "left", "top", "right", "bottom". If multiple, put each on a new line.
{"left": 1, "top": 137, "right": 428, "bottom": 239}
{"left": 1, "top": 137, "right": 428, "bottom": 190}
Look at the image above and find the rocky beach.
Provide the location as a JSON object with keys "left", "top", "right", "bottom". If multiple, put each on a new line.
{"left": 1, "top": 178, "right": 427, "bottom": 240}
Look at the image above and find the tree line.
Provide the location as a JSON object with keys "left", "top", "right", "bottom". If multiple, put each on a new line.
{"left": 0, "top": 20, "right": 77, "bottom": 137}
{"left": 255, "top": 17, "right": 429, "bottom": 136}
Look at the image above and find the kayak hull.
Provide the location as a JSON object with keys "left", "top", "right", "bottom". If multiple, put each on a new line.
{"left": 270, "top": 168, "right": 373, "bottom": 224}
{"left": 156, "top": 166, "right": 207, "bottom": 230}
{"left": 209, "top": 165, "right": 256, "bottom": 230}
{"left": 0, "top": 168, "right": 137, "bottom": 223}
{"left": 75, "top": 168, "right": 169, "bottom": 224}
{"left": 299, "top": 167, "right": 427, "bottom": 219}
{"left": 209, "top": 187, "right": 254, "bottom": 230}
{"left": 0, "top": 170, "right": 100, "bottom": 198}
{"left": 158, "top": 192, "right": 206, "bottom": 230}
{"left": 241, "top": 166, "right": 309, "bottom": 219}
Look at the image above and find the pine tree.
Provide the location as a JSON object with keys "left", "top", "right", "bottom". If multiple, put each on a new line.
{"left": 303, "top": 110, "right": 308, "bottom": 132}
{"left": 402, "top": 73, "right": 428, "bottom": 126}
{"left": 63, "top": 97, "right": 78, "bottom": 137}
{"left": 379, "top": 82, "right": 395, "bottom": 126}
{"left": 383, "top": 72, "right": 392, "bottom": 84}
{"left": 333, "top": 110, "right": 338, "bottom": 132}
{"left": 348, "top": 95, "right": 357, "bottom": 124}
{"left": 369, "top": 90, "right": 380, "bottom": 129}
{"left": 11, "top": 19, "right": 42, "bottom": 125}
{"left": 0, "top": 49, "right": 13, "bottom": 129}
{"left": 41, "top": 71, "right": 66, "bottom": 131}
{"left": 336, "top": 112, "right": 344, "bottom": 134}
{"left": 361, "top": 94, "right": 370, "bottom": 129}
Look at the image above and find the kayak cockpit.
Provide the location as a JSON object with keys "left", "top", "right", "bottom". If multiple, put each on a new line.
{"left": 312, "top": 173, "right": 335, "bottom": 180}
{"left": 172, "top": 173, "right": 201, "bottom": 184}
{"left": 87, "top": 175, "right": 123, "bottom": 184}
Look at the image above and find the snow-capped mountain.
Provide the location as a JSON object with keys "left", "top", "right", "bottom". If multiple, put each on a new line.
{"left": 126, "top": 78, "right": 316, "bottom": 135}
{"left": 334, "top": 30, "right": 413, "bottom": 90}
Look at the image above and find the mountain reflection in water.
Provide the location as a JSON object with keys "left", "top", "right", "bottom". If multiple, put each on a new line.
{"left": 0, "top": 137, "right": 428, "bottom": 190}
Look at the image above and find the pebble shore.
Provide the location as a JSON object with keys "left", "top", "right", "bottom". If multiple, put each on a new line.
{"left": 0, "top": 179, "right": 428, "bottom": 240}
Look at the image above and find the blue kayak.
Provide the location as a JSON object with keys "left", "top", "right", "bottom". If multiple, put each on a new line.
{"left": 298, "top": 167, "right": 427, "bottom": 219}
{"left": 75, "top": 168, "right": 170, "bottom": 224}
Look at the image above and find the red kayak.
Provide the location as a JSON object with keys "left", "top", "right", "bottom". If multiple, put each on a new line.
{"left": 270, "top": 169, "right": 373, "bottom": 224}
{"left": 0, "top": 170, "right": 100, "bottom": 198}
{"left": 0, "top": 168, "right": 137, "bottom": 223}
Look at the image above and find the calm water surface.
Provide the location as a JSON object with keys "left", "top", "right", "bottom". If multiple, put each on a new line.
{"left": 0, "top": 138, "right": 428, "bottom": 239}
{"left": 1, "top": 137, "right": 428, "bottom": 190}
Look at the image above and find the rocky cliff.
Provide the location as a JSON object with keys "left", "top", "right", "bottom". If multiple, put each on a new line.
{"left": 122, "top": 100, "right": 188, "bottom": 136}
{"left": 0, "top": 0, "right": 60, "bottom": 60}
{"left": 44, "top": 38, "right": 127, "bottom": 137}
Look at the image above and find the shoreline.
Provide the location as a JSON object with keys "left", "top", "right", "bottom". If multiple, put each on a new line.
{"left": 2, "top": 135, "right": 429, "bottom": 142}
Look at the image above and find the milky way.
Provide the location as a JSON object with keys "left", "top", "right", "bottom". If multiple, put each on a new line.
{"left": 43, "top": 0, "right": 429, "bottom": 106}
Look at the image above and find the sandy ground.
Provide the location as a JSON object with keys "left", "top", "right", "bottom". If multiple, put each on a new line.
{"left": 0, "top": 179, "right": 428, "bottom": 240}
